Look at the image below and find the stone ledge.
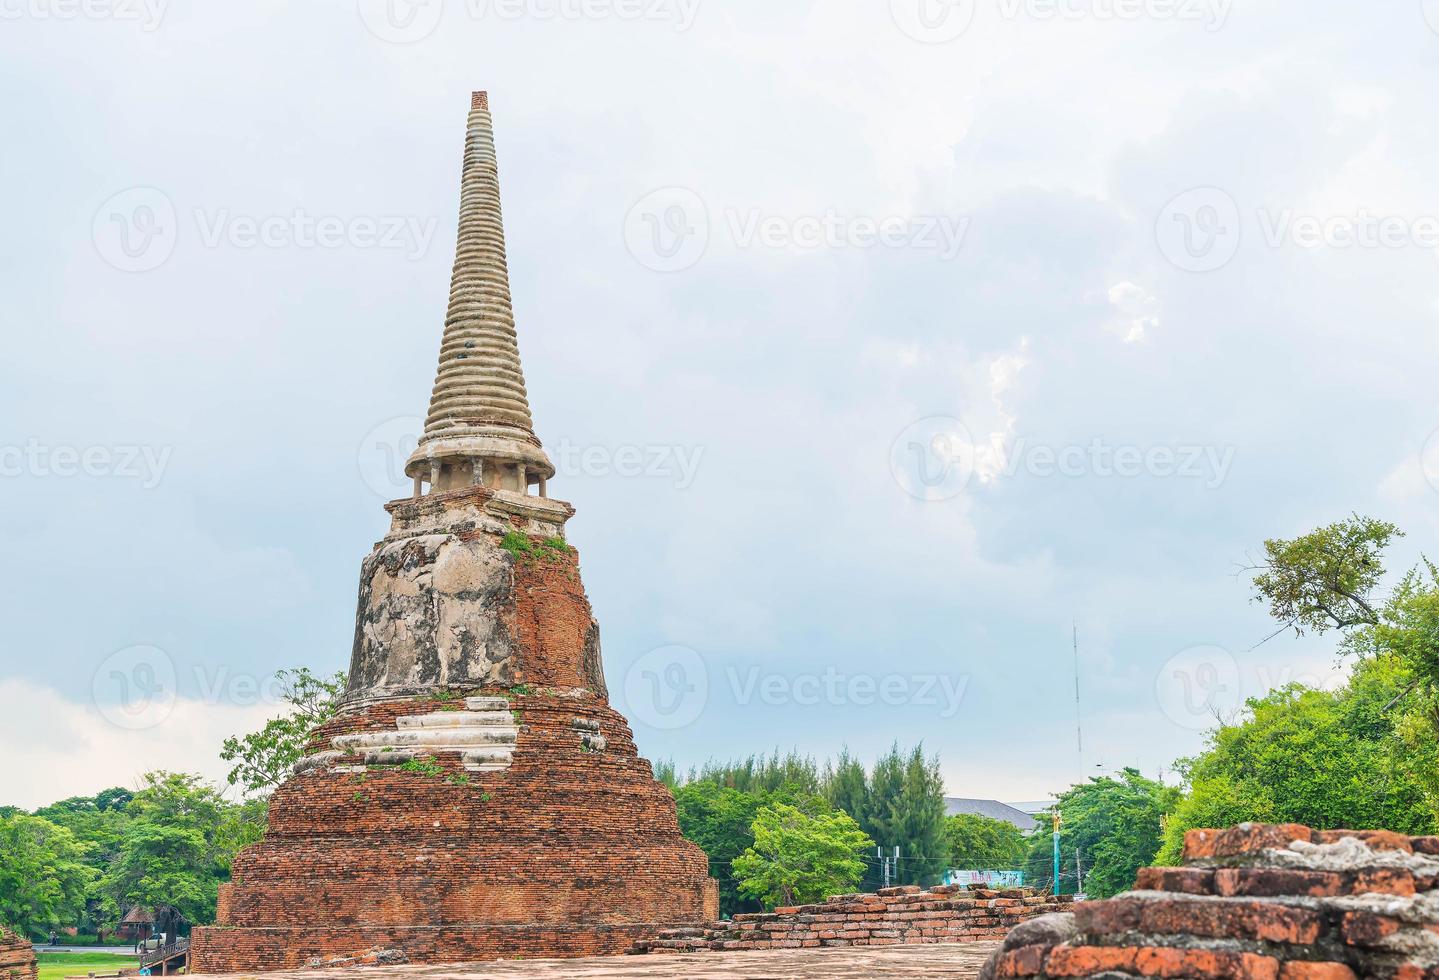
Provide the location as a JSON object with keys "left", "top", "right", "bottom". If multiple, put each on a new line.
{"left": 294, "top": 698, "right": 521, "bottom": 774}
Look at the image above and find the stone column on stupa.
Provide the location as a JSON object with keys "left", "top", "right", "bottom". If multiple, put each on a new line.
{"left": 189, "top": 93, "right": 717, "bottom": 973}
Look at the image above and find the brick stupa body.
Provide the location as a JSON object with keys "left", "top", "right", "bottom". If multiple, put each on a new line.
{"left": 189, "top": 93, "right": 717, "bottom": 973}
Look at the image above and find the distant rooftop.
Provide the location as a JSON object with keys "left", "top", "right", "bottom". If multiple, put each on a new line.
{"left": 944, "top": 797, "right": 1039, "bottom": 832}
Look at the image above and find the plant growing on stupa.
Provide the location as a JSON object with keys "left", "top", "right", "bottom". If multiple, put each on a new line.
{"left": 220, "top": 668, "right": 347, "bottom": 795}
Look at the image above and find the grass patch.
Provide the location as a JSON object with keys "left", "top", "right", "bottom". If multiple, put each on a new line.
{"left": 397, "top": 755, "right": 446, "bottom": 779}
{"left": 500, "top": 532, "right": 572, "bottom": 564}
{"left": 37, "top": 953, "right": 137, "bottom": 980}
{"left": 500, "top": 531, "right": 535, "bottom": 559}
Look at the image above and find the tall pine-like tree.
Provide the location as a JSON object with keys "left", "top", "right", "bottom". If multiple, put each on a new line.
{"left": 833, "top": 744, "right": 947, "bottom": 888}
{"left": 822, "top": 749, "right": 870, "bottom": 824}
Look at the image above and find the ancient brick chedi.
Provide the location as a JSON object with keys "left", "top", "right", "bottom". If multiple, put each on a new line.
{"left": 983, "top": 823, "right": 1439, "bottom": 980}
{"left": 189, "top": 92, "right": 717, "bottom": 972}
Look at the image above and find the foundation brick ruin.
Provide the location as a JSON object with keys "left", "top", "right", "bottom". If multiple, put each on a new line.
{"left": 188, "top": 93, "right": 717, "bottom": 972}
{"left": 983, "top": 823, "right": 1439, "bottom": 980}
{"left": 0, "top": 928, "right": 35, "bottom": 980}
{"left": 631, "top": 885, "right": 1074, "bottom": 955}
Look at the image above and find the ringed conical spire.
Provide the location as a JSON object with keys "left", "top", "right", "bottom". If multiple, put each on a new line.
{"left": 405, "top": 91, "right": 555, "bottom": 498}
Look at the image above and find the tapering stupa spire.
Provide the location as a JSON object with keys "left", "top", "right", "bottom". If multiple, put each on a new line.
{"left": 405, "top": 91, "right": 556, "bottom": 499}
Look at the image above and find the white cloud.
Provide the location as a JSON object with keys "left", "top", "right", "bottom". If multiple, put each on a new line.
{"left": 0, "top": 679, "right": 279, "bottom": 810}
{"left": 1106, "top": 281, "right": 1161, "bottom": 343}
{"left": 972, "top": 339, "right": 1032, "bottom": 484}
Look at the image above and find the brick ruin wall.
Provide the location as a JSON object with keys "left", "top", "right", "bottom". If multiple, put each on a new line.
{"left": 985, "top": 823, "right": 1439, "bottom": 980}
{"left": 190, "top": 540, "right": 717, "bottom": 972}
{"left": 631, "top": 885, "right": 1074, "bottom": 954}
{"left": 0, "top": 928, "right": 35, "bottom": 980}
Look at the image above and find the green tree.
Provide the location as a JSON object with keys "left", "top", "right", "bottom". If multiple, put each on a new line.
{"left": 1249, "top": 515, "right": 1400, "bottom": 638}
{"left": 220, "top": 668, "right": 346, "bottom": 795}
{"left": 944, "top": 813, "right": 1028, "bottom": 870}
{"left": 216, "top": 796, "right": 269, "bottom": 860}
{"left": 673, "top": 781, "right": 763, "bottom": 917}
{"left": 1245, "top": 515, "right": 1439, "bottom": 818}
{"left": 99, "top": 773, "right": 250, "bottom": 926}
{"left": 652, "top": 759, "right": 679, "bottom": 791}
{"left": 690, "top": 751, "right": 821, "bottom": 796}
{"left": 1155, "top": 655, "right": 1437, "bottom": 863}
{"left": 0, "top": 814, "right": 96, "bottom": 937}
{"left": 33, "top": 792, "right": 133, "bottom": 880}
{"left": 1026, "top": 768, "right": 1178, "bottom": 898}
{"left": 95, "top": 788, "right": 135, "bottom": 812}
{"left": 821, "top": 749, "right": 869, "bottom": 825}
{"left": 672, "top": 745, "right": 948, "bottom": 903}
{"left": 732, "top": 803, "right": 874, "bottom": 908}
{"left": 863, "top": 744, "right": 948, "bottom": 887}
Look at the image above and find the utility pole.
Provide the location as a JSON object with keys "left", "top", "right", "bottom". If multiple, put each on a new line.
{"left": 1075, "top": 847, "right": 1084, "bottom": 896}
{"left": 1052, "top": 811, "right": 1062, "bottom": 897}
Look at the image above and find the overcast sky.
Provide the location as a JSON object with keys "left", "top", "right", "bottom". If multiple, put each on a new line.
{"left": 3, "top": 0, "right": 1438, "bottom": 811}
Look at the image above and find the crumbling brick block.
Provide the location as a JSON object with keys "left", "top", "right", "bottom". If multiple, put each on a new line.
{"left": 982, "top": 824, "right": 1439, "bottom": 980}
{"left": 0, "top": 928, "right": 36, "bottom": 980}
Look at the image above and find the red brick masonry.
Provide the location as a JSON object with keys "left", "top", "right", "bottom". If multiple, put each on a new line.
{"left": 0, "top": 927, "right": 36, "bottom": 980}
{"left": 630, "top": 885, "right": 1074, "bottom": 954}
{"left": 984, "top": 824, "right": 1439, "bottom": 980}
{"left": 190, "top": 542, "right": 717, "bottom": 973}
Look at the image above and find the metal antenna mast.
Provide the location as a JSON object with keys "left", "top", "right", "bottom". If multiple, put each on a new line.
{"left": 1073, "top": 622, "right": 1084, "bottom": 775}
